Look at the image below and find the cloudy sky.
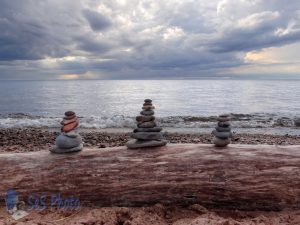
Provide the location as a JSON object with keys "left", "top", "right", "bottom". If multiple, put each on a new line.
{"left": 0, "top": 0, "right": 300, "bottom": 80}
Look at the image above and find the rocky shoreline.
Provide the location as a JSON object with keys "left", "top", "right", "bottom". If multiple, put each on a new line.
{"left": 0, "top": 128, "right": 299, "bottom": 153}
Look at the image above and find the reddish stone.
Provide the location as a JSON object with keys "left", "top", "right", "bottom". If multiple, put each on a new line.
{"left": 61, "top": 121, "right": 79, "bottom": 133}
{"left": 60, "top": 118, "right": 78, "bottom": 126}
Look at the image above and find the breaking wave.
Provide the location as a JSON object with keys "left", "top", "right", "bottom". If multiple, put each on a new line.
{"left": 0, "top": 113, "right": 299, "bottom": 129}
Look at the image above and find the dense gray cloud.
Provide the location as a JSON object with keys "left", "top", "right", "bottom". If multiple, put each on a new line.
{"left": 0, "top": 0, "right": 299, "bottom": 79}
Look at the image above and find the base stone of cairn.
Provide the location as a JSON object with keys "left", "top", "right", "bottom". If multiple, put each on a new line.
{"left": 126, "top": 99, "right": 167, "bottom": 149}
{"left": 212, "top": 114, "right": 232, "bottom": 147}
{"left": 50, "top": 111, "right": 83, "bottom": 153}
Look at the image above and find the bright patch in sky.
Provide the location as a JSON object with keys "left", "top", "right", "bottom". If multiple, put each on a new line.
{"left": 0, "top": 0, "right": 300, "bottom": 79}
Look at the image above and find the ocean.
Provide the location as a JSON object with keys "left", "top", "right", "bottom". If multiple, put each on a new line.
{"left": 0, "top": 79, "right": 299, "bottom": 134}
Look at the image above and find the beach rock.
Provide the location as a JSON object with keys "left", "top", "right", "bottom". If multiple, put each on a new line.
{"left": 55, "top": 134, "right": 82, "bottom": 149}
{"left": 217, "top": 117, "right": 230, "bottom": 122}
{"left": 136, "top": 115, "right": 155, "bottom": 123}
{"left": 140, "top": 110, "right": 154, "bottom": 116}
{"left": 64, "top": 115, "right": 76, "bottom": 120}
{"left": 216, "top": 126, "right": 231, "bottom": 132}
{"left": 65, "top": 111, "right": 75, "bottom": 117}
{"left": 138, "top": 121, "right": 156, "bottom": 128}
{"left": 212, "top": 130, "right": 232, "bottom": 139}
{"left": 131, "top": 132, "right": 164, "bottom": 140}
{"left": 63, "top": 129, "right": 79, "bottom": 138}
{"left": 61, "top": 121, "right": 79, "bottom": 133}
{"left": 126, "top": 139, "right": 167, "bottom": 149}
{"left": 142, "top": 105, "right": 155, "bottom": 110}
{"left": 218, "top": 121, "right": 230, "bottom": 127}
{"left": 134, "top": 127, "right": 163, "bottom": 132}
{"left": 61, "top": 118, "right": 77, "bottom": 125}
{"left": 212, "top": 137, "right": 231, "bottom": 147}
{"left": 50, "top": 143, "right": 83, "bottom": 153}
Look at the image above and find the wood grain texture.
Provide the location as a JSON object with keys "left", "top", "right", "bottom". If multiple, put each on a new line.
{"left": 1, "top": 144, "right": 300, "bottom": 210}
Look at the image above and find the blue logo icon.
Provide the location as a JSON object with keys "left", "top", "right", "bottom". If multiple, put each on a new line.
{"left": 5, "top": 189, "right": 18, "bottom": 212}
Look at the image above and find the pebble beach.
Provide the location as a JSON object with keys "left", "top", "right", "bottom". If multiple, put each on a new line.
{"left": 0, "top": 128, "right": 299, "bottom": 153}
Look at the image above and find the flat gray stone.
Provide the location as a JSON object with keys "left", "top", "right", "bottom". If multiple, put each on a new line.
{"left": 134, "top": 127, "right": 163, "bottom": 132}
{"left": 50, "top": 144, "right": 83, "bottom": 153}
{"left": 213, "top": 137, "right": 231, "bottom": 147}
{"left": 131, "top": 132, "right": 164, "bottom": 140}
{"left": 215, "top": 126, "right": 231, "bottom": 132}
{"left": 218, "top": 121, "right": 230, "bottom": 127}
{"left": 140, "top": 110, "right": 154, "bottom": 116}
{"left": 126, "top": 139, "right": 167, "bottom": 149}
{"left": 217, "top": 117, "right": 230, "bottom": 122}
{"left": 138, "top": 121, "right": 156, "bottom": 128}
{"left": 63, "top": 130, "right": 79, "bottom": 138}
{"left": 136, "top": 115, "right": 155, "bottom": 123}
{"left": 55, "top": 134, "right": 82, "bottom": 149}
{"left": 212, "top": 130, "right": 232, "bottom": 139}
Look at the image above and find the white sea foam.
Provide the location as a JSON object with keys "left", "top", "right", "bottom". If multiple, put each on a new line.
{"left": 0, "top": 113, "right": 299, "bottom": 129}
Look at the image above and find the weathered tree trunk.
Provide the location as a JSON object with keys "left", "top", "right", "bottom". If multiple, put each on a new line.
{"left": 1, "top": 144, "right": 300, "bottom": 210}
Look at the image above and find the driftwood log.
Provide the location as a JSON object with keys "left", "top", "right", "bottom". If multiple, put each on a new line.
{"left": 1, "top": 144, "right": 300, "bottom": 211}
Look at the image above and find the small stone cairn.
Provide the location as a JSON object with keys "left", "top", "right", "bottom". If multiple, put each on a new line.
{"left": 50, "top": 111, "right": 83, "bottom": 153}
{"left": 212, "top": 114, "right": 232, "bottom": 147}
{"left": 126, "top": 99, "right": 167, "bottom": 149}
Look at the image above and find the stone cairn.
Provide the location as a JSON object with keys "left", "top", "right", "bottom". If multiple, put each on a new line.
{"left": 50, "top": 111, "right": 83, "bottom": 153}
{"left": 212, "top": 114, "right": 232, "bottom": 147}
{"left": 126, "top": 99, "right": 167, "bottom": 149}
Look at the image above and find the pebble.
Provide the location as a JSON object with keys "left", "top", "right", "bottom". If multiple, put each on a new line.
{"left": 142, "top": 105, "right": 155, "bottom": 110}
{"left": 212, "top": 130, "right": 232, "bottom": 139}
{"left": 61, "top": 121, "right": 79, "bottom": 133}
{"left": 138, "top": 121, "right": 156, "bottom": 128}
{"left": 213, "top": 137, "right": 231, "bottom": 147}
{"left": 136, "top": 115, "right": 155, "bottom": 123}
{"left": 215, "top": 126, "right": 231, "bottom": 132}
{"left": 55, "top": 134, "right": 82, "bottom": 149}
{"left": 218, "top": 121, "right": 230, "bottom": 127}
{"left": 140, "top": 110, "right": 155, "bottom": 116}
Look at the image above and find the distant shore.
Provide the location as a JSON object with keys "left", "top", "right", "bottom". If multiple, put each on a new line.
{"left": 0, "top": 128, "right": 299, "bottom": 153}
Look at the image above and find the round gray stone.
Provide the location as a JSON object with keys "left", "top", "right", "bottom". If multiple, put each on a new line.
{"left": 55, "top": 134, "right": 82, "bottom": 149}
{"left": 212, "top": 130, "right": 232, "bottom": 139}
{"left": 50, "top": 144, "right": 83, "bottom": 154}
{"left": 213, "top": 137, "right": 230, "bottom": 147}
{"left": 134, "top": 127, "right": 163, "bottom": 132}
{"left": 140, "top": 110, "right": 154, "bottom": 116}
{"left": 131, "top": 132, "right": 164, "bottom": 140}
{"left": 126, "top": 139, "right": 167, "bottom": 149}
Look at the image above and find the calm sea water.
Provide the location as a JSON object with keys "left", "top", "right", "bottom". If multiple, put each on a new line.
{"left": 0, "top": 80, "right": 299, "bottom": 132}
